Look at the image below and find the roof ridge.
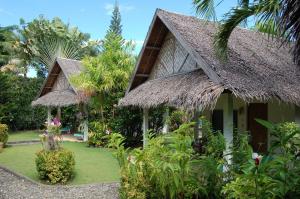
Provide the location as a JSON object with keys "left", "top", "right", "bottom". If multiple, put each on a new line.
{"left": 56, "top": 57, "right": 81, "bottom": 62}
{"left": 156, "top": 8, "right": 273, "bottom": 36}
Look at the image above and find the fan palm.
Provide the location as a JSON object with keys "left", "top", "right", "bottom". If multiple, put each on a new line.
{"left": 193, "top": 0, "right": 299, "bottom": 65}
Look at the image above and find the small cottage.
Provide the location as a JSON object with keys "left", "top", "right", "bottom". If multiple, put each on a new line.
{"left": 32, "top": 57, "right": 88, "bottom": 141}
{"left": 119, "top": 9, "right": 300, "bottom": 154}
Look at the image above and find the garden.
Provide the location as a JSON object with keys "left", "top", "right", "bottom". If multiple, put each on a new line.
{"left": 1, "top": 0, "right": 300, "bottom": 199}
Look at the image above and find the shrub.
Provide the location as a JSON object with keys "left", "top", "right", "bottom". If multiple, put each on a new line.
{"left": 109, "top": 122, "right": 226, "bottom": 199}
{"left": 35, "top": 148, "right": 75, "bottom": 184}
{"left": 88, "top": 121, "right": 109, "bottom": 147}
{"left": 223, "top": 121, "right": 300, "bottom": 198}
{"left": 167, "top": 109, "right": 189, "bottom": 131}
{"left": 0, "top": 123, "right": 8, "bottom": 146}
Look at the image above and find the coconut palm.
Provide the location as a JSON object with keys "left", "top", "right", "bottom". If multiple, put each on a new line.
{"left": 193, "top": 0, "right": 299, "bottom": 65}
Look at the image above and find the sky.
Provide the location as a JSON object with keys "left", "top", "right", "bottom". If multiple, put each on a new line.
{"left": 0, "top": 0, "right": 238, "bottom": 76}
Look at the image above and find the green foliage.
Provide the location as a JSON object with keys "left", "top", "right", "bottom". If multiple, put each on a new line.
{"left": 0, "top": 26, "right": 16, "bottom": 67}
{"left": 35, "top": 148, "right": 75, "bottom": 184}
{"left": 108, "top": 1, "right": 122, "bottom": 36}
{"left": 223, "top": 121, "right": 300, "bottom": 198}
{"left": 13, "top": 16, "right": 99, "bottom": 76}
{"left": 231, "top": 131, "right": 253, "bottom": 173}
{"left": 0, "top": 72, "right": 46, "bottom": 130}
{"left": 0, "top": 123, "right": 8, "bottom": 146}
{"left": 109, "top": 121, "right": 227, "bottom": 199}
{"left": 88, "top": 121, "right": 109, "bottom": 147}
{"left": 167, "top": 109, "right": 190, "bottom": 132}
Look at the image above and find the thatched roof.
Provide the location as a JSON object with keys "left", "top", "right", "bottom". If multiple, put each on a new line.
{"left": 119, "top": 69, "right": 224, "bottom": 110}
{"left": 120, "top": 9, "right": 300, "bottom": 109}
{"left": 31, "top": 90, "right": 80, "bottom": 107}
{"left": 32, "top": 57, "right": 84, "bottom": 107}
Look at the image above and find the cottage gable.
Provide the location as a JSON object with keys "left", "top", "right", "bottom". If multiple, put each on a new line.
{"left": 51, "top": 71, "right": 73, "bottom": 91}
{"left": 149, "top": 32, "right": 198, "bottom": 80}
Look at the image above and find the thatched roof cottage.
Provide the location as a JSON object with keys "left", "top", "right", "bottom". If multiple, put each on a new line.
{"left": 120, "top": 9, "right": 300, "bottom": 154}
{"left": 32, "top": 58, "right": 88, "bottom": 141}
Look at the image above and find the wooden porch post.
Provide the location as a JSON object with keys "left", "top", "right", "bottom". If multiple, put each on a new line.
{"left": 223, "top": 93, "right": 233, "bottom": 165}
{"left": 162, "top": 108, "right": 169, "bottom": 134}
{"left": 194, "top": 108, "right": 202, "bottom": 140}
{"left": 57, "top": 107, "right": 61, "bottom": 120}
{"left": 143, "top": 108, "right": 149, "bottom": 148}
{"left": 47, "top": 107, "right": 52, "bottom": 126}
{"left": 83, "top": 104, "right": 88, "bottom": 142}
{"left": 295, "top": 106, "right": 300, "bottom": 127}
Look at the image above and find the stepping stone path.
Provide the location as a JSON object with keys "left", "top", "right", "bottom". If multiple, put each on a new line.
{"left": 0, "top": 168, "right": 119, "bottom": 199}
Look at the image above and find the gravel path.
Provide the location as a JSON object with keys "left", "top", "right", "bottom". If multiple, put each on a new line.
{"left": 0, "top": 168, "right": 119, "bottom": 199}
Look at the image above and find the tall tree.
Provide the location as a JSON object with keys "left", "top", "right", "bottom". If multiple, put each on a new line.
{"left": 0, "top": 26, "right": 16, "bottom": 67}
{"left": 193, "top": 0, "right": 300, "bottom": 65}
{"left": 108, "top": 1, "right": 122, "bottom": 35}
{"left": 13, "top": 16, "right": 100, "bottom": 77}
{"left": 71, "top": 31, "right": 134, "bottom": 122}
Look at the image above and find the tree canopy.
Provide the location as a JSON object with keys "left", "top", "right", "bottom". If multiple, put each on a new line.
{"left": 108, "top": 1, "right": 122, "bottom": 36}
{"left": 12, "top": 16, "right": 100, "bottom": 77}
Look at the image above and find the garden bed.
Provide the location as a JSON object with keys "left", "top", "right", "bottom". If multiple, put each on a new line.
{"left": 0, "top": 142, "right": 120, "bottom": 185}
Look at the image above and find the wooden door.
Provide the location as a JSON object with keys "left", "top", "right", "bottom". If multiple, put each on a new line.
{"left": 247, "top": 103, "right": 268, "bottom": 153}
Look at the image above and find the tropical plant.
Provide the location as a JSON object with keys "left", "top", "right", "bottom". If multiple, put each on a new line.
{"left": 109, "top": 120, "right": 228, "bottom": 199}
{"left": 193, "top": 0, "right": 300, "bottom": 64}
{"left": 13, "top": 16, "right": 100, "bottom": 77}
{"left": 71, "top": 32, "right": 135, "bottom": 122}
{"left": 223, "top": 121, "right": 300, "bottom": 198}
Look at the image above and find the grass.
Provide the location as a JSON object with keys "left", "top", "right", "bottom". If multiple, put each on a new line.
{"left": 8, "top": 130, "right": 41, "bottom": 142}
{"left": 0, "top": 142, "right": 120, "bottom": 185}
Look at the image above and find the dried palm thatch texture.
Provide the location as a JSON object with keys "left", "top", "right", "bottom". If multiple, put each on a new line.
{"left": 122, "top": 9, "right": 300, "bottom": 109}
{"left": 32, "top": 57, "right": 85, "bottom": 107}
{"left": 119, "top": 70, "right": 224, "bottom": 110}
{"left": 31, "top": 90, "right": 79, "bottom": 107}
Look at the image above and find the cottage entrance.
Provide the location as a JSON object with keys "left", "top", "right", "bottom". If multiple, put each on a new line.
{"left": 247, "top": 103, "right": 268, "bottom": 153}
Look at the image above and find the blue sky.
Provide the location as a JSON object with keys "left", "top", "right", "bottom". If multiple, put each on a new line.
{"left": 0, "top": 0, "right": 238, "bottom": 76}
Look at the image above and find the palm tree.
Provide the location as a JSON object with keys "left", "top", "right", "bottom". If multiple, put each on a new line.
{"left": 193, "top": 0, "right": 300, "bottom": 65}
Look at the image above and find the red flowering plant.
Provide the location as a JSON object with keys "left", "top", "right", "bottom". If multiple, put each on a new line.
{"left": 41, "top": 117, "right": 62, "bottom": 151}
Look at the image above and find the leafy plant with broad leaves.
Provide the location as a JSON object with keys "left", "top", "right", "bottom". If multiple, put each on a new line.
{"left": 223, "top": 120, "right": 300, "bottom": 198}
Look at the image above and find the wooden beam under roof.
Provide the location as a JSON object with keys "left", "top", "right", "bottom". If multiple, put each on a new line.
{"left": 145, "top": 46, "right": 160, "bottom": 50}
{"left": 136, "top": 73, "right": 150, "bottom": 77}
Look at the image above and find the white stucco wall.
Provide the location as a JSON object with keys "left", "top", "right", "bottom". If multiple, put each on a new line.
{"left": 203, "top": 94, "right": 297, "bottom": 150}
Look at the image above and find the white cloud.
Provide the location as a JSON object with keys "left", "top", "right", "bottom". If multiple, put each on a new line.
{"left": 104, "top": 3, "right": 135, "bottom": 15}
{"left": 0, "top": 8, "right": 14, "bottom": 16}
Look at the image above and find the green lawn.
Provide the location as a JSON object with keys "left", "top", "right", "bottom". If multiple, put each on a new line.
{"left": 8, "top": 130, "right": 41, "bottom": 142}
{"left": 0, "top": 142, "right": 120, "bottom": 185}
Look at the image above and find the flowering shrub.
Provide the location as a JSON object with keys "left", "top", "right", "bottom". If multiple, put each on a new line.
{"left": 0, "top": 123, "right": 8, "bottom": 147}
{"left": 36, "top": 148, "right": 75, "bottom": 184}
{"left": 47, "top": 117, "right": 62, "bottom": 135}
{"left": 36, "top": 117, "right": 76, "bottom": 184}
{"left": 40, "top": 118, "right": 62, "bottom": 151}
